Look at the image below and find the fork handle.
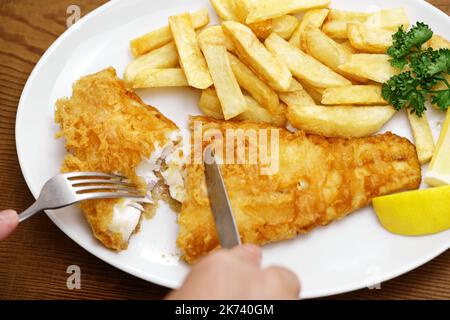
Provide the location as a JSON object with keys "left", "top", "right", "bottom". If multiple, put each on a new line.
{"left": 19, "top": 201, "right": 44, "bottom": 223}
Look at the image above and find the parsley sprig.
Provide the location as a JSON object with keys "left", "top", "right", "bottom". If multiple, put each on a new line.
{"left": 382, "top": 22, "right": 450, "bottom": 117}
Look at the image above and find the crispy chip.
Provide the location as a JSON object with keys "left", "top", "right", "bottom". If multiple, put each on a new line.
{"left": 287, "top": 104, "right": 396, "bottom": 138}
{"left": 198, "top": 35, "right": 246, "bottom": 119}
{"left": 169, "top": 13, "right": 213, "bottom": 89}
{"left": 132, "top": 68, "right": 188, "bottom": 88}
{"left": 210, "top": 0, "right": 238, "bottom": 21}
{"left": 199, "top": 87, "right": 225, "bottom": 119}
{"left": 337, "top": 54, "right": 399, "bottom": 83}
{"left": 289, "top": 8, "right": 329, "bottom": 50}
{"left": 347, "top": 23, "right": 394, "bottom": 53}
{"left": 230, "top": 0, "right": 273, "bottom": 39}
{"left": 272, "top": 15, "right": 299, "bottom": 39}
{"left": 198, "top": 26, "right": 236, "bottom": 51}
{"left": 223, "top": 21, "right": 292, "bottom": 91}
{"left": 304, "top": 26, "right": 367, "bottom": 83}
{"left": 199, "top": 88, "right": 283, "bottom": 125}
{"left": 246, "top": 0, "right": 330, "bottom": 23}
{"left": 278, "top": 79, "right": 316, "bottom": 106}
{"left": 130, "top": 9, "right": 209, "bottom": 56}
{"left": 227, "top": 52, "right": 281, "bottom": 116}
{"left": 124, "top": 42, "right": 178, "bottom": 83}
{"left": 322, "top": 9, "right": 369, "bottom": 40}
{"left": 321, "top": 85, "right": 387, "bottom": 105}
{"left": 265, "top": 33, "right": 351, "bottom": 88}
{"left": 407, "top": 112, "right": 435, "bottom": 164}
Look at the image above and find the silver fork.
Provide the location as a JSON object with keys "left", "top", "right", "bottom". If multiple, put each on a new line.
{"left": 19, "top": 172, "right": 145, "bottom": 223}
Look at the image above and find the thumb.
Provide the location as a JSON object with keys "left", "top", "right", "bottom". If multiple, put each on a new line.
{"left": 0, "top": 210, "right": 19, "bottom": 241}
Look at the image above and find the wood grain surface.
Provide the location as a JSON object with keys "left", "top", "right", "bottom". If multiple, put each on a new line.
{"left": 0, "top": 0, "right": 449, "bottom": 300}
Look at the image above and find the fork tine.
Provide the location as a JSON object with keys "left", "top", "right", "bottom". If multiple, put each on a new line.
{"left": 71, "top": 179, "right": 133, "bottom": 187}
{"left": 127, "top": 202, "right": 145, "bottom": 211}
{"left": 74, "top": 186, "right": 140, "bottom": 194}
{"left": 63, "top": 172, "right": 126, "bottom": 180}
{"left": 77, "top": 192, "right": 146, "bottom": 201}
{"left": 19, "top": 172, "right": 148, "bottom": 223}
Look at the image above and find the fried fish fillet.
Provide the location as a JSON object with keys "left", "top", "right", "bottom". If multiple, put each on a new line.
{"left": 177, "top": 116, "right": 421, "bottom": 263}
{"left": 55, "top": 67, "right": 186, "bottom": 250}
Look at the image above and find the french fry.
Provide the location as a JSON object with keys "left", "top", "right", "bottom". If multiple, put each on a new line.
{"left": 304, "top": 26, "right": 368, "bottom": 83}
{"left": 282, "top": 78, "right": 303, "bottom": 92}
{"left": 199, "top": 33, "right": 246, "bottom": 119}
{"left": 199, "top": 87, "right": 225, "bottom": 119}
{"left": 210, "top": 0, "right": 238, "bottom": 21}
{"left": 248, "top": 20, "right": 274, "bottom": 39}
{"left": 287, "top": 104, "right": 396, "bottom": 138}
{"left": 230, "top": 0, "right": 253, "bottom": 23}
{"left": 222, "top": 21, "right": 292, "bottom": 92}
{"left": 198, "top": 26, "right": 236, "bottom": 52}
{"left": 132, "top": 68, "right": 188, "bottom": 88}
{"left": 269, "top": 103, "right": 287, "bottom": 127}
{"left": 323, "top": 20, "right": 355, "bottom": 40}
{"left": 169, "top": 13, "right": 213, "bottom": 89}
{"left": 299, "top": 80, "right": 324, "bottom": 103}
{"left": 280, "top": 89, "right": 316, "bottom": 107}
{"left": 347, "top": 23, "right": 393, "bottom": 53}
{"left": 327, "top": 9, "right": 370, "bottom": 21}
{"left": 322, "top": 9, "right": 369, "bottom": 40}
{"left": 230, "top": 0, "right": 273, "bottom": 39}
{"left": 322, "top": 8, "right": 408, "bottom": 40}
{"left": 130, "top": 9, "right": 209, "bottom": 57}
{"left": 407, "top": 112, "right": 435, "bottom": 164}
{"left": 272, "top": 15, "right": 299, "bottom": 40}
{"left": 339, "top": 40, "right": 358, "bottom": 53}
{"left": 279, "top": 79, "right": 316, "bottom": 106}
{"left": 338, "top": 54, "right": 399, "bottom": 83}
{"left": 246, "top": 0, "right": 330, "bottom": 24}
{"left": 265, "top": 33, "right": 351, "bottom": 88}
{"left": 124, "top": 42, "right": 179, "bottom": 83}
{"left": 289, "top": 8, "right": 329, "bottom": 50}
{"left": 424, "top": 34, "right": 450, "bottom": 50}
{"left": 321, "top": 85, "right": 387, "bottom": 105}
{"left": 227, "top": 52, "right": 281, "bottom": 116}
{"left": 286, "top": 77, "right": 303, "bottom": 91}
{"left": 236, "top": 95, "right": 279, "bottom": 124}
{"left": 423, "top": 35, "right": 450, "bottom": 110}
{"left": 199, "top": 88, "right": 283, "bottom": 125}
{"left": 364, "top": 8, "right": 409, "bottom": 31}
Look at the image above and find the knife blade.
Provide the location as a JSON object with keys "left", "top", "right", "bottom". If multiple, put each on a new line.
{"left": 204, "top": 146, "right": 241, "bottom": 248}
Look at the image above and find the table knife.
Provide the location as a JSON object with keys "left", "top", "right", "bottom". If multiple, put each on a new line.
{"left": 203, "top": 146, "right": 241, "bottom": 248}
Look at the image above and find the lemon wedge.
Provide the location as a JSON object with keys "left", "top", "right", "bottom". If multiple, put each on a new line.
{"left": 373, "top": 186, "right": 450, "bottom": 235}
{"left": 425, "top": 110, "right": 450, "bottom": 187}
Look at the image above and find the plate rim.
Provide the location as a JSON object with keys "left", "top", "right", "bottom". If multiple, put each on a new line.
{"left": 15, "top": 0, "right": 450, "bottom": 299}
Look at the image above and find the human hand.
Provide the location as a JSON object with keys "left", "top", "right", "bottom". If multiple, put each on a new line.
{"left": 0, "top": 210, "right": 19, "bottom": 241}
{"left": 167, "top": 244, "right": 300, "bottom": 300}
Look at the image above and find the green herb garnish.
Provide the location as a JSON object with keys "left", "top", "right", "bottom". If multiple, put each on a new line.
{"left": 382, "top": 22, "right": 450, "bottom": 117}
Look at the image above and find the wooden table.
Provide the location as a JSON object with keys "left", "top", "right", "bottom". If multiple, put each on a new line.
{"left": 0, "top": 0, "right": 449, "bottom": 300}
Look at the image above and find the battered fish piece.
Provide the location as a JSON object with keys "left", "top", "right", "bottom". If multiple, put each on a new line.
{"left": 55, "top": 68, "right": 186, "bottom": 250}
{"left": 178, "top": 116, "right": 421, "bottom": 263}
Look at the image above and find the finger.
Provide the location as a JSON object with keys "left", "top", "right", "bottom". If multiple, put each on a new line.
{"left": 229, "top": 244, "right": 262, "bottom": 265}
{"left": 264, "top": 266, "right": 301, "bottom": 299}
{"left": 0, "top": 210, "right": 19, "bottom": 241}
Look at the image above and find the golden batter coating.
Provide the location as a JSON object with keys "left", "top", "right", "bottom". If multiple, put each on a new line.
{"left": 178, "top": 116, "right": 421, "bottom": 263}
{"left": 55, "top": 67, "right": 177, "bottom": 250}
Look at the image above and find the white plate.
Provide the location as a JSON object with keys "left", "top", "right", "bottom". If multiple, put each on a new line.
{"left": 16, "top": 0, "right": 450, "bottom": 298}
